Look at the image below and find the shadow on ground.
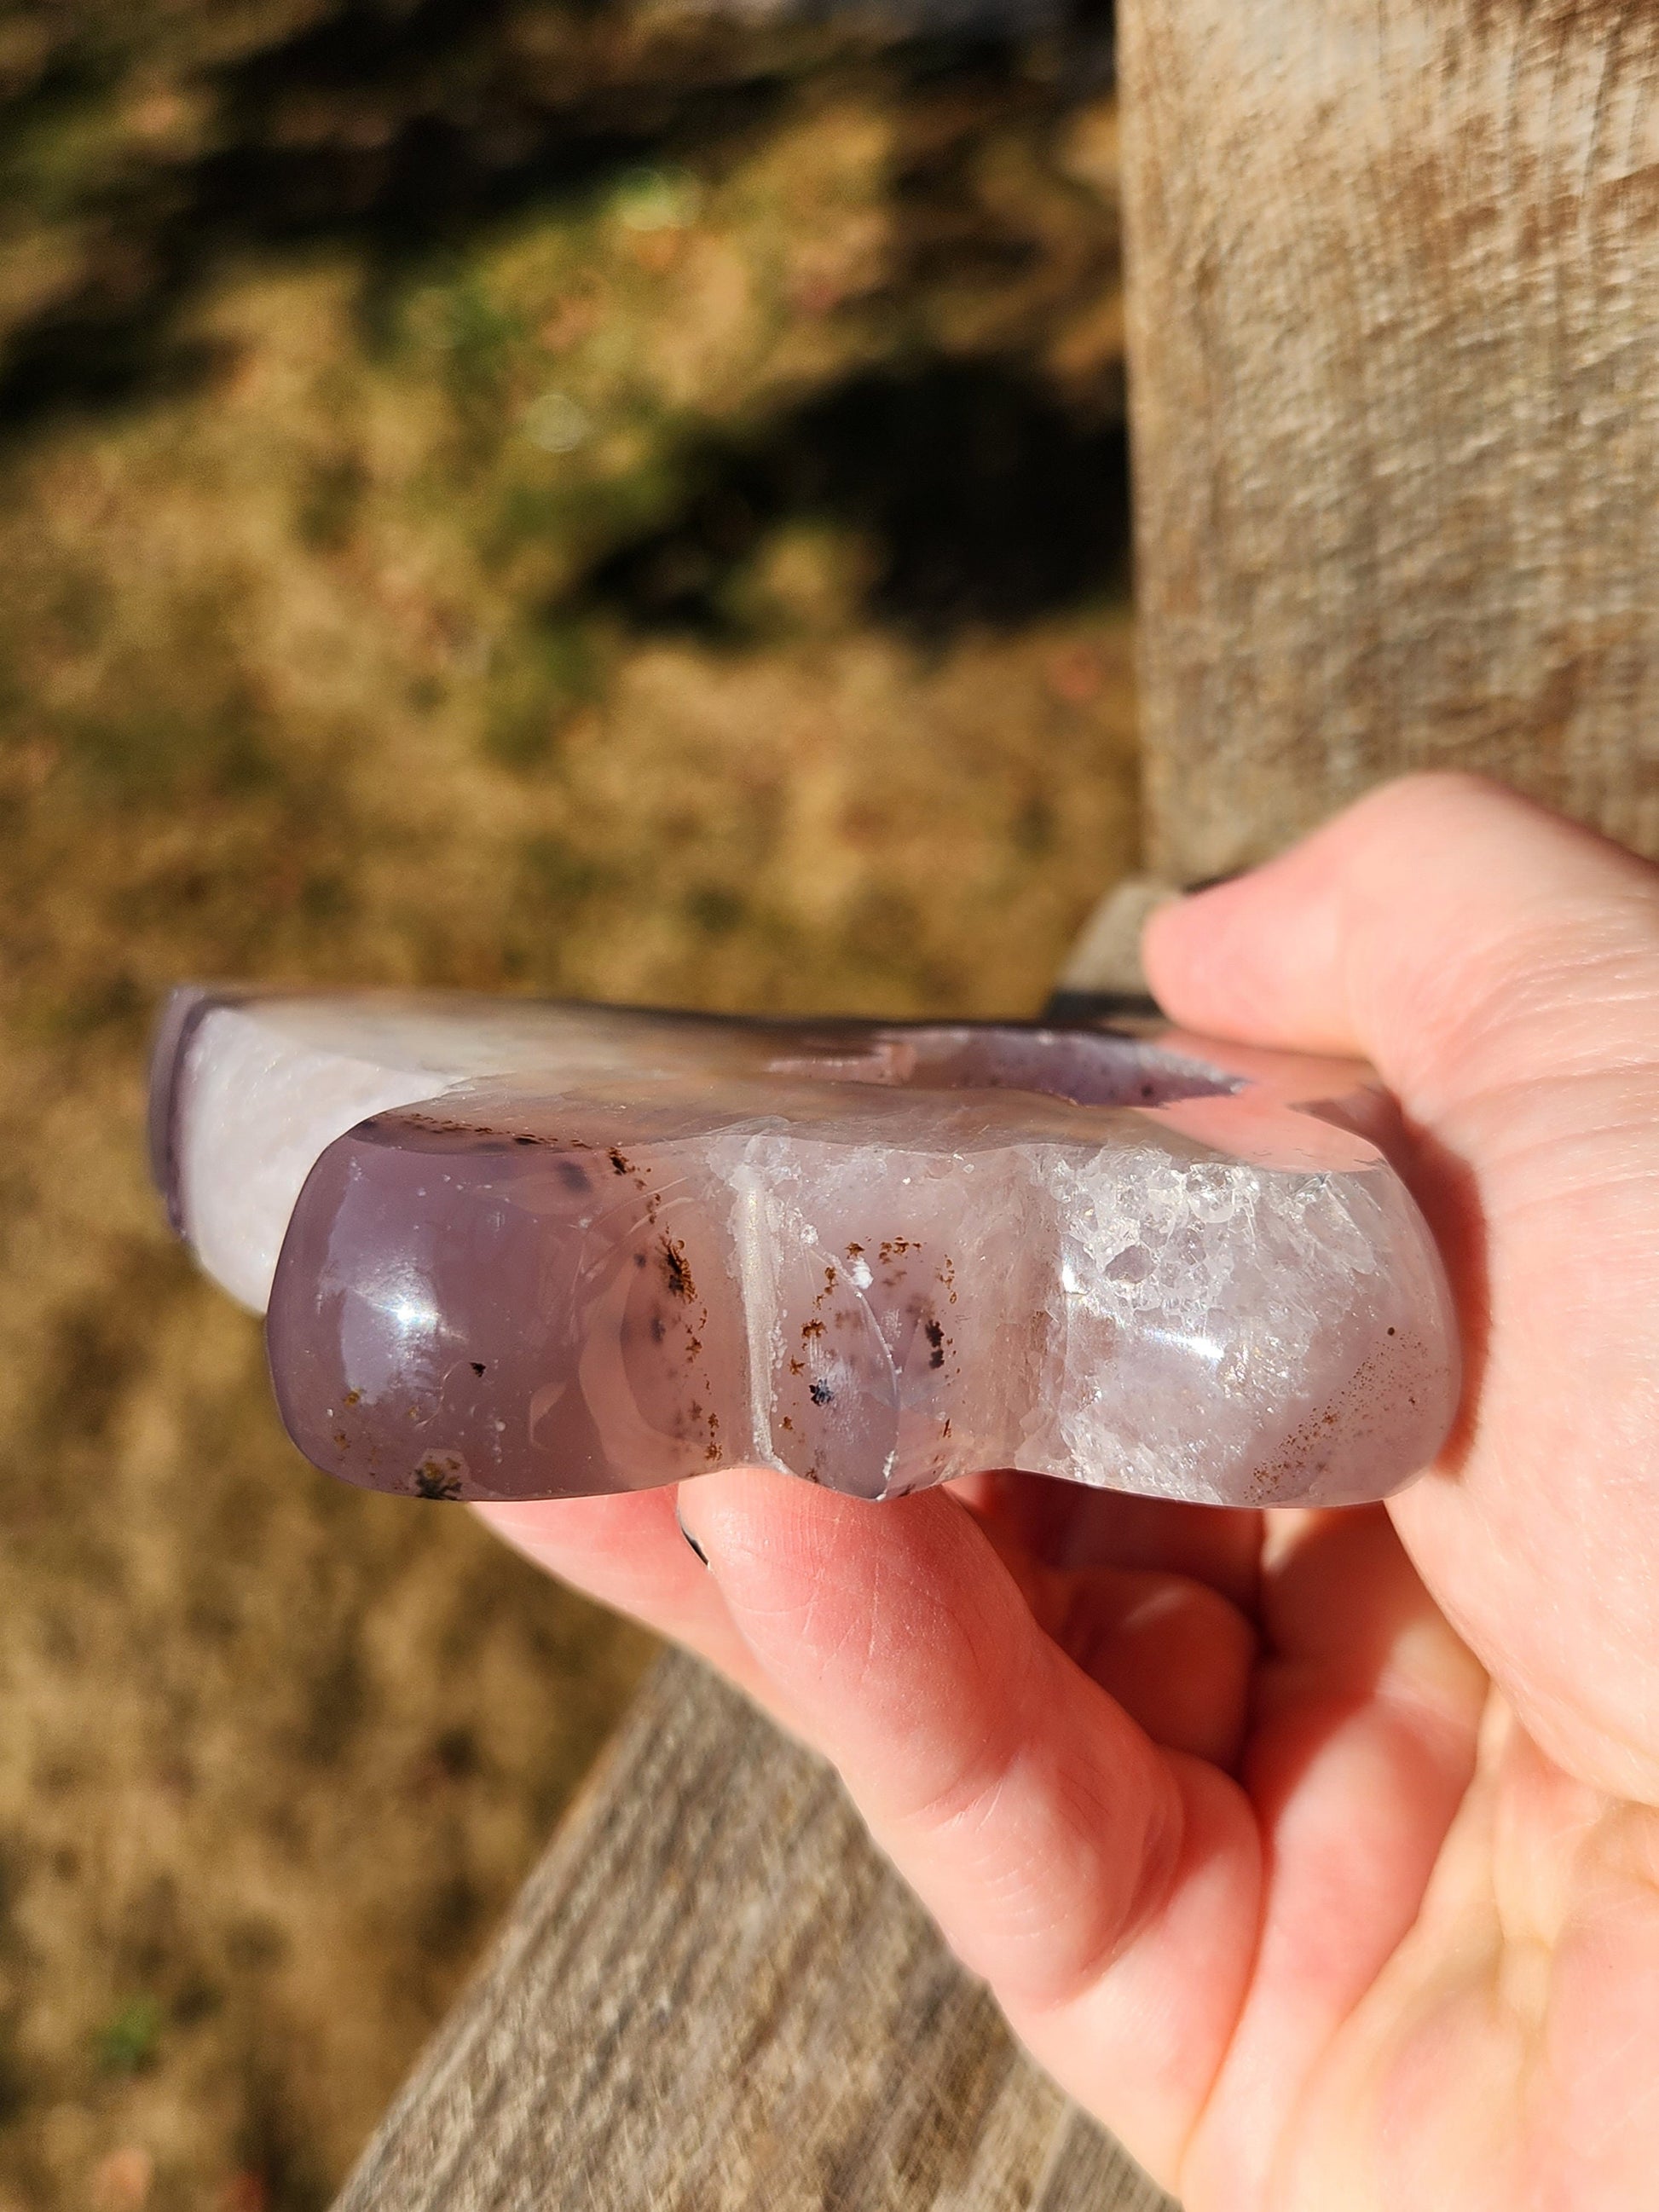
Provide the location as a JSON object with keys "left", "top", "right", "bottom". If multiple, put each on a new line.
{"left": 2, "top": 2, "right": 1113, "bottom": 433}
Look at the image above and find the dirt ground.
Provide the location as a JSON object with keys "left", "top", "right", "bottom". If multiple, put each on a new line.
{"left": 0, "top": 9, "right": 1136, "bottom": 2206}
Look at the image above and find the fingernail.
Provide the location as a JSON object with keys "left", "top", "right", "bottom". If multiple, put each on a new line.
{"left": 674, "top": 1499, "right": 709, "bottom": 1568}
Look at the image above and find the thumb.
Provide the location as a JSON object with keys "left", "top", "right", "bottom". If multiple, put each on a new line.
{"left": 1142, "top": 772, "right": 1659, "bottom": 1127}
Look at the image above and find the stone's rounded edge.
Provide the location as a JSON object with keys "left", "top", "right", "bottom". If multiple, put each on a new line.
{"left": 1239, "top": 1158, "right": 1461, "bottom": 1509}
{"left": 264, "top": 1098, "right": 772, "bottom": 1507}
{"left": 1361, "top": 1162, "right": 1464, "bottom": 1497}
{"left": 261, "top": 1106, "right": 554, "bottom": 1506}
{"left": 1295, "top": 1081, "right": 1464, "bottom": 1500}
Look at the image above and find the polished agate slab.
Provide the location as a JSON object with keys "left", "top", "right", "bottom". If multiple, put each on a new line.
{"left": 150, "top": 988, "right": 1458, "bottom": 1508}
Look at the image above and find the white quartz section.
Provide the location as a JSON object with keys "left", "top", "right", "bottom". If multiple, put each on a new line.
{"left": 173, "top": 994, "right": 695, "bottom": 1308}
{"left": 708, "top": 1124, "right": 1442, "bottom": 1505}
{"left": 176, "top": 1005, "right": 471, "bottom": 1310}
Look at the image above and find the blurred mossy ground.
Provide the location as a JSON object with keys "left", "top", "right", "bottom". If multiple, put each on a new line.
{"left": 0, "top": 6, "right": 1136, "bottom": 2207}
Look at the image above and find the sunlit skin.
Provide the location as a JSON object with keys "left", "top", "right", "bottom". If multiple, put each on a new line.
{"left": 478, "top": 776, "right": 1659, "bottom": 2210}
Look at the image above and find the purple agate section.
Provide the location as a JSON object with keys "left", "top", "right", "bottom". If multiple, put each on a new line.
{"left": 153, "top": 991, "right": 1460, "bottom": 1509}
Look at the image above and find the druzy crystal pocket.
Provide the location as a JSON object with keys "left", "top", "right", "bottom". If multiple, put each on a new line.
{"left": 151, "top": 989, "right": 1458, "bottom": 1507}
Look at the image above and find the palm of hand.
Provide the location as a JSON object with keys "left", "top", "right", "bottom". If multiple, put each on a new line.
{"left": 482, "top": 782, "right": 1659, "bottom": 2210}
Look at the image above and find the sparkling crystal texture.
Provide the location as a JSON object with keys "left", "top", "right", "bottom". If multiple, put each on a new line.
{"left": 151, "top": 989, "right": 1459, "bottom": 1507}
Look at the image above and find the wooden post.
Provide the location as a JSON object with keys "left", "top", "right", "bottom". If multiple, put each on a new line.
{"left": 333, "top": 1654, "right": 1171, "bottom": 2212}
{"left": 1121, "top": 0, "right": 1659, "bottom": 881}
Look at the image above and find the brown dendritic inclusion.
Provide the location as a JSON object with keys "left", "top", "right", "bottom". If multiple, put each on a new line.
{"left": 151, "top": 990, "right": 1458, "bottom": 1508}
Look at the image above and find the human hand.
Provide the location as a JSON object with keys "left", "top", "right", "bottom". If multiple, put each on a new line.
{"left": 477, "top": 775, "right": 1659, "bottom": 2210}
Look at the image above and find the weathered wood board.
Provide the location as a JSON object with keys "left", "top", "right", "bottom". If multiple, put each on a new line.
{"left": 1122, "top": 0, "right": 1659, "bottom": 878}
{"left": 332, "top": 1650, "right": 1176, "bottom": 2212}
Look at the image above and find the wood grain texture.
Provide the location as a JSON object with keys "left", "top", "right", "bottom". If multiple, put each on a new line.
{"left": 1121, "top": 0, "right": 1659, "bottom": 878}
{"left": 332, "top": 1649, "right": 1174, "bottom": 2212}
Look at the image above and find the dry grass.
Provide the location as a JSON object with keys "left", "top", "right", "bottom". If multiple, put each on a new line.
{"left": 0, "top": 14, "right": 1135, "bottom": 2207}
